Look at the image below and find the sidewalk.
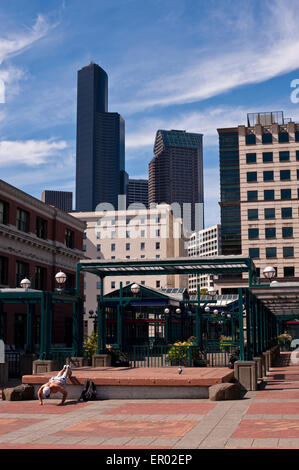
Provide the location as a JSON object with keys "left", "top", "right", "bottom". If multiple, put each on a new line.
{"left": 0, "top": 353, "right": 299, "bottom": 449}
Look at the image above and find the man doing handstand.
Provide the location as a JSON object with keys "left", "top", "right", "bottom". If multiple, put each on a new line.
{"left": 37, "top": 364, "right": 72, "bottom": 406}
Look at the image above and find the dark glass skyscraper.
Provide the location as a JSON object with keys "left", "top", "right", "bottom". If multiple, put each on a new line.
{"left": 76, "top": 62, "right": 125, "bottom": 211}
{"left": 148, "top": 129, "right": 204, "bottom": 231}
{"left": 41, "top": 190, "right": 73, "bottom": 212}
{"left": 127, "top": 179, "right": 148, "bottom": 208}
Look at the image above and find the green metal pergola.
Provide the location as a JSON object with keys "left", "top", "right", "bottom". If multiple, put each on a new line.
{"left": 0, "top": 288, "right": 84, "bottom": 360}
{"left": 76, "top": 255, "right": 257, "bottom": 359}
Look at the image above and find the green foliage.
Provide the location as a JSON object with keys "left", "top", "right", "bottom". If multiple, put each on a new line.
{"left": 166, "top": 337, "right": 201, "bottom": 364}
{"left": 83, "top": 330, "right": 98, "bottom": 360}
{"left": 219, "top": 335, "right": 233, "bottom": 351}
{"left": 277, "top": 333, "right": 292, "bottom": 346}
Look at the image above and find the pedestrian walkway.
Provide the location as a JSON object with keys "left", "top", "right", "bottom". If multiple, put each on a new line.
{"left": 1, "top": 353, "right": 299, "bottom": 449}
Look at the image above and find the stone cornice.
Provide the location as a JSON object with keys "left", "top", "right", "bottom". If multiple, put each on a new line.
{"left": 0, "top": 223, "right": 83, "bottom": 261}
{"left": 0, "top": 179, "right": 85, "bottom": 232}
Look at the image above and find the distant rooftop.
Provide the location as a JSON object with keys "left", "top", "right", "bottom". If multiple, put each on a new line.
{"left": 247, "top": 111, "right": 293, "bottom": 127}
{"left": 156, "top": 129, "right": 203, "bottom": 149}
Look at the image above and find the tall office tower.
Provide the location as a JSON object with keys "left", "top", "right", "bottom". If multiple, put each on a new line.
{"left": 218, "top": 111, "right": 299, "bottom": 286}
{"left": 148, "top": 129, "right": 204, "bottom": 232}
{"left": 76, "top": 62, "right": 125, "bottom": 212}
{"left": 41, "top": 190, "right": 73, "bottom": 212}
{"left": 127, "top": 179, "right": 148, "bottom": 208}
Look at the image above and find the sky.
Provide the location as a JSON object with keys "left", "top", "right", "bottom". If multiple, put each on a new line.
{"left": 1, "top": 0, "right": 299, "bottom": 227}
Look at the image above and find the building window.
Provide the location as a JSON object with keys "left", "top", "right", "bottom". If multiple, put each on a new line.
{"left": 97, "top": 232, "right": 101, "bottom": 239}
{"left": 282, "top": 207, "right": 292, "bottom": 218}
{"left": 17, "top": 208, "right": 30, "bottom": 233}
{"left": 284, "top": 266, "right": 294, "bottom": 277}
{"left": 248, "top": 209, "right": 258, "bottom": 220}
{"left": 111, "top": 281, "right": 115, "bottom": 289}
{"left": 265, "top": 227, "right": 276, "bottom": 239}
{"left": 156, "top": 217, "right": 161, "bottom": 223}
{"left": 263, "top": 152, "right": 273, "bottom": 162}
{"left": 111, "top": 243, "right": 115, "bottom": 251}
{"left": 262, "top": 134, "right": 272, "bottom": 144}
{"left": 281, "top": 189, "right": 291, "bottom": 200}
{"left": 35, "top": 266, "right": 47, "bottom": 290}
{"left": 280, "top": 170, "right": 291, "bottom": 181}
{"left": 156, "top": 255, "right": 160, "bottom": 259}
{"left": 247, "top": 191, "right": 258, "bottom": 201}
{"left": 111, "top": 231, "right": 115, "bottom": 239}
{"left": 247, "top": 172, "right": 257, "bottom": 182}
{"left": 36, "top": 216, "right": 47, "bottom": 239}
{"left": 283, "top": 246, "right": 294, "bottom": 258}
{"left": 97, "top": 244, "right": 101, "bottom": 251}
{"left": 65, "top": 228, "right": 74, "bottom": 248}
{"left": 0, "top": 256, "right": 8, "bottom": 285}
{"left": 156, "top": 280, "right": 161, "bottom": 288}
{"left": 16, "top": 261, "right": 29, "bottom": 287}
{"left": 246, "top": 153, "right": 256, "bottom": 164}
{"left": 141, "top": 242, "right": 145, "bottom": 250}
{"left": 0, "top": 200, "right": 9, "bottom": 225}
{"left": 246, "top": 134, "right": 256, "bottom": 145}
{"left": 263, "top": 171, "right": 274, "bottom": 181}
{"left": 141, "top": 230, "right": 145, "bottom": 237}
{"left": 264, "top": 190, "right": 275, "bottom": 200}
{"left": 297, "top": 169, "right": 299, "bottom": 180}
{"left": 296, "top": 132, "right": 299, "bottom": 142}
{"left": 156, "top": 242, "right": 160, "bottom": 249}
{"left": 126, "top": 256, "right": 130, "bottom": 259}
{"left": 82, "top": 244, "right": 86, "bottom": 252}
{"left": 141, "top": 281, "right": 145, "bottom": 285}
{"left": 141, "top": 255, "right": 145, "bottom": 259}
{"left": 248, "top": 228, "right": 259, "bottom": 239}
{"left": 296, "top": 150, "right": 299, "bottom": 160}
{"left": 126, "top": 243, "right": 130, "bottom": 251}
{"left": 126, "top": 231, "right": 130, "bottom": 238}
{"left": 249, "top": 248, "right": 259, "bottom": 258}
{"left": 111, "top": 256, "right": 115, "bottom": 260}
{"left": 279, "top": 132, "right": 289, "bottom": 143}
{"left": 83, "top": 232, "right": 86, "bottom": 239}
{"left": 282, "top": 227, "right": 293, "bottom": 238}
{"left": 266, "top": 247, "right": 277, "bottom": 258}
{"left": 279, "top": 151, "right": 290, "bottom": 161}
{"left": 156, "top": 229, "right": 160, "bottom": 236}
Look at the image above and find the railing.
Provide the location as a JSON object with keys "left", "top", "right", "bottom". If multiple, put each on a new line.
{"left": 127, "top": 342, "right": 240, "bottom": 368}
{"left": 5, "top": 352, "right": 21, "bottom": 378}
{"left": 49, "top": 348, "right": 72, "bottom": 369}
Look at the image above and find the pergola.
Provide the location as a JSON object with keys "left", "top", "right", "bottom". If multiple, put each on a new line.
{"left": 0, "top": 288, "right": 83, "bottom": 361}
{"left": 76, "top": 255, "right": 257, "bottom": 358}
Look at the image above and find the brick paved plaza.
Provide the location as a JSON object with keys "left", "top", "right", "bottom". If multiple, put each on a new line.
{"left": 1, "top": 353, "right": 299, "bottom": 449}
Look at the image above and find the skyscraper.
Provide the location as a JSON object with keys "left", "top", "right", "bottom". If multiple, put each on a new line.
{"left": 76, "top": 62, "right": 125, "bottom": 212}
{"left": 42, "top": 190, "right": 73, "bottom": 212}
{"left": 218, "top": 111, "right": 299, "bottom": 283}
{"left": 126, "top": 179, "right": 148, "bottom": 208}
{"left": 148, "top": 129, "right": 204, "bottom": 231}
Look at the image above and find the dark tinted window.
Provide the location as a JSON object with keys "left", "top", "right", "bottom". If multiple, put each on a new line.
{"left": 279, "top": 151, "right": 290, "bottom": 161}
{"left": 283, "top": 246, "right": 294, "bottom": 257}
{"left": 284, "top": 266, "right": 294, "bottom": 277}
{"left": 282, "top": 207, "right": 292, "bottom": 218}
{"left": 249, "top": 248, "right": 259, "bottom": 258}
{"left": 264, "top": 190, "right": 274, "bottom": 200}
{"left": 0, "top": 200, "right": 9, "bottom": 225}
{"left": 246, "top": 134, "right": 256, "bottom": 145}
{"left": 246, "top": 153, "right": 256, "bottom": 164}
{"left": 263, "top": 152, "right": 273, "bottom": 162}
{"left": 280, "top": 170, "right": 290, "bottom": 180}
{"left": 247, "top": 191, "right": 258, "bottom": 201}
{"left": 279, "top": 132, "right": 289, "bottom": 143}
{"left": 248, "top": 228, "right": 259, "bottom": 239}
{"left": 266, "top": 247, "right": 277, "bottom": 258}
{"left": 282, "top": 227, "right": 293, "bottom": 238}
{"left": 247, "top": 172, "right": 257, "bottom": 182}
{"left": 265, "top": 208, "right": 275, "bottom": 219}
{"left": 263, "top": 171, "right": 274, "bottom": 181}
{"left": 265, "top": 227, "right": 276, "bottom": 238}
{"left": 248, "top": 209, "right": 258, "bottom": 220}
{"left": 281, "top": 189, "right": 291, "bottom": 200}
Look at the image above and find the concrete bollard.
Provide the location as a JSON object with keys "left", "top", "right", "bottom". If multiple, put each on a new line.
{"left": 32, "top": 360, "right": 59, "bottom": 374}
{"left": 92, "top": 354, "right": 111, "bottom": 367}
{"left": 234, "top": 361, "right": 257, "bottom": 391}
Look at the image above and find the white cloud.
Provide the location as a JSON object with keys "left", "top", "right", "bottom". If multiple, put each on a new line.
{"left": 0, "top": 139, "right": 68, "bottom": 167}
{"left": 114, "top": 0, "right": 299, "bottom": 114}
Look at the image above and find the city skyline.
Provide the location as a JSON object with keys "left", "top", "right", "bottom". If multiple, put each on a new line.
{"left": 1, "top": 1, "right": 299, "bottom": 227}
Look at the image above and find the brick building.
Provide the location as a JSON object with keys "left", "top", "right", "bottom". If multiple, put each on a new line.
{"left": 0, "top": 179, "right": 85, "bottom": 350}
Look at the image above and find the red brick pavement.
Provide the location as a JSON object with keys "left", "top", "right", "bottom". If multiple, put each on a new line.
{"left": 247, "top": 402, "right": 299, "bottom": 415}
{"left": 54, "top": 418, "right": 198, "bottom": 438}
{"left": 0, "top": 417, "right": 45, "bottom": 435}
{"left": 232, "top": 419, "right": 299, "bottom": 439}
{"left": 103, "top": 402, "right": 216, "bottom": 415}
{"left": 0, "top": 401, "right": 90, "bottom": 414}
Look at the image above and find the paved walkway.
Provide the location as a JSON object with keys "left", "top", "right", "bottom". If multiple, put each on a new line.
{"left": 1, "top": 353, "right": 299, "bottom": 449}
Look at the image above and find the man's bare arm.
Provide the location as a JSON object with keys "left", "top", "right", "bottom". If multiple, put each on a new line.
{"left": 57, "top": 387, "right": 67, "bottom": 406}
{"left": 37, "top": 386, "right": 44, "bottom": 405}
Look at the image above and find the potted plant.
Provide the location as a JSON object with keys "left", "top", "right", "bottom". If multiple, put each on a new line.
{"left": 277, "top": 333, "right": 292, "bottom": 351}
{"left": 166, "top": 337, "right": 207, "bottom": 367}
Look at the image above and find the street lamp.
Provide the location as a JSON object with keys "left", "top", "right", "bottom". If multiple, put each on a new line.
{"left": 131, "top": 283, "right": 140, "bottom": 295}
{"left": 213, "top": 309, "right": 219, "bottom": 315}
{"left": 208, "top": 287, "right": 217, "bottom": 298}
{"left": 20, "top": 278, "right": 31, "bottom": 291}
{"left": 55, "top": 271, "right": 67, "bottom": 293}
{"left": 204, "top": 306, "right": 210, "bottom": 313}
{"left": 176, "top": 308, "right": 181, "bottom": 314}
{"left": 164, "top": 308, "right": 170, "bottom": 314}
{"left": 263, "top": 266, "right": 276, "bottom": 281}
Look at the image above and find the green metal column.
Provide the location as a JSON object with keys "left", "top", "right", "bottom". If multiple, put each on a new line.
{"left": 231, "top": 314, "right": 235, "bottom": 342}
{"left": 39, "top": 292, "right": 52, "bottom": 360}
{"left": 245, "top": 289, "right": 252, "bottom": 360}
{"left": 72, "top": 301, "right": 78, "bottom": 357}
{"left": 25, "top": 303, "right": 35, "bottom": 353}
{"left": 196, "top": 284, "right": 201, "bottom": 347}
{"left": 252, "top": 294, "right": 257, "bottom": 357}
{"left": 77, "top": 296, "right": 84, "bottom": 357}
{"left": 97, "top": 277, "right": 105, "bottom": 354}
{"left": 117, "top": 282, "right": 123, "bottom": 348}
{"left": 165, "top": 311, "right": 169, "bottom": 344}
{"left": 238, "top": 288, "right": 245, "bottom": 360}
{"left": 0, "top": 301, "right": 4, "bottom": 342}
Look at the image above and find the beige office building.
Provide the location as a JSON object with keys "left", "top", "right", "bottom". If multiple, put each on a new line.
{"left": 72, "top": 205, "right": 187, "bottom": 334}
{"left": 217, "top": 111, "right": 299, "bottom": 293}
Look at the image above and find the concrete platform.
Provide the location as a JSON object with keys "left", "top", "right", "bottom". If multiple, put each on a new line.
{"left": 22, "top": 366, "right": 234, "bottom": 400}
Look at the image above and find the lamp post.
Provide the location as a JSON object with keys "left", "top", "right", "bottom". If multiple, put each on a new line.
{"left": 89, "top": 309, "right": 98, "bottom": 332}
{"left": 55, "top": 271, "right": 67, "bottom": 293}
{"left": 131, "top": 283, "right": 140, "bottom": 295}
{"left": 20, "top": 278, "right": 31, "bottom": 291}
{"left": 263, "top": 266, "right": 276, "bottom": 283}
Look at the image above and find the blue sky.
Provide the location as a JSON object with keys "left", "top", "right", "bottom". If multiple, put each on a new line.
{"left": 1, "top": 0, "right": 299, "bottom": 227}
